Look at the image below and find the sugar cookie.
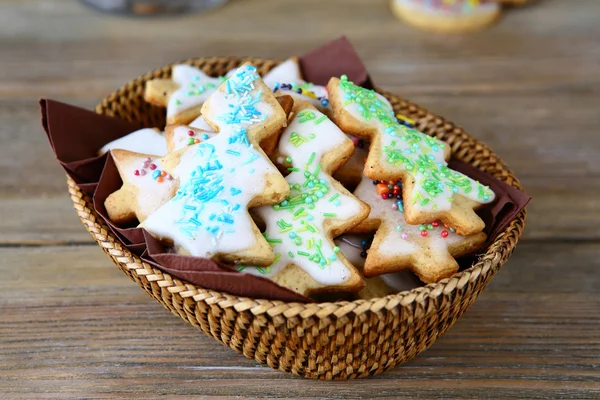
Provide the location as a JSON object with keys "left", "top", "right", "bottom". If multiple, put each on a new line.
{"left": 352, "top": 175, "right": 487, "bottom": 283}
{"left": 335, "top": 233, "right": 421, "bottom": 298}
{"left": 184, "top": 94, "right": 295, "bottom": 156}
{"left": 164, "top": 125, "right": 216, "bottom": 154}
{"left": 104, "top": 150, "right": 178, "bottom": 225}
{"left": 328, "top": 76, "right": 495, "bottom": 235}
{"left": 141, "top": 64, "right": 289, "bottom": 266}
{"left": 98, "top": 128, "right": 167, "bottom": 156}
{"left": 239, "top": 106, "right": 370, "bottom": 296}
{"left": 390, "top": 0, "right": 502, "bottom": 34}
{"left": 145, "top": 65, "right": 235, "bottom": 125}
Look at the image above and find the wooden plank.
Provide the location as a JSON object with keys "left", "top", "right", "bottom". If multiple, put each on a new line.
{"left": 0, "top": 244, "right": 598, "bottom": 397}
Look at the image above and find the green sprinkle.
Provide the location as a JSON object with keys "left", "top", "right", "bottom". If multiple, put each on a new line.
{"left": 286, "top": 156, "right": 292, "bottom": 163}
{"left": 329, "top": 193, "right": 339, "bottom": 202}
{"left": 307, "top": 152, "right": 316, "bottom": 166}
{"left": 287, "top": 167, "right": 300, "bottom": 172}
{"left": 314, "top": 115, "right": 327, "bottom": 125}
{"left": 297, "top": 251, "right": 310, "bottom": 257}
{"left": 174, "top": 99, "right": 182, "bottom": 106}
{"left": 288, "top": 251, "right": 295, "bottom": 258}
{"left": 323, "top": 213, "right": 337, "bottom": 217}
{"left": 333, "top": 246, "right": 340, "bottom": 253}
{"left": 289, "top": 132, "right": 308, "bottom": 147}
{"left": 266, "top": 238, "right": 283, "bottom": 244}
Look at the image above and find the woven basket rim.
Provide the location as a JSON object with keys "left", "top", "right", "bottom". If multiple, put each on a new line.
{"left": 77, "top": 56, "right": 527, "bottom": 314}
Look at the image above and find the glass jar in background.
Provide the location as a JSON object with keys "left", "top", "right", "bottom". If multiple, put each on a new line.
{"left": 80, "top": 0, "right": 228, "bottom": 16}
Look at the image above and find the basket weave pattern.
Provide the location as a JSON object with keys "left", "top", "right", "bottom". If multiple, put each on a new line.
{"left": 67, "top": 57, "right": 526, "bottom": 379}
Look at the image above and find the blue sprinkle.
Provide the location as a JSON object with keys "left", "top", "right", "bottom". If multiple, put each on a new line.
{"left": 152, "top": 170, "right": 161, "bottom": 179}
{"left": 289, "top": 232, "right": 297, "bottom": 239}
{"left": 333, "top": 200, "right": 341, "bottom": 206}
{"left": 230, "top": 187, "right": 242, "bottom": 196}
{"left": 232, "top": 204, "right": 241, "bottom": 211}
{"left": 202, "top": 134, "right": 209, "bottom": 140}
{"left": 189, "top": 218, "right": 202, "bottom": 227}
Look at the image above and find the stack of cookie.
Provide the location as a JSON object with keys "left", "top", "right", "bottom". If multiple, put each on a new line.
{"left": 99, "top": 60, "right": 496, "bottom": 299}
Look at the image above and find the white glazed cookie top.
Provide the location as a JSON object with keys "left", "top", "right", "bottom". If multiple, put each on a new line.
{"left": 112, "top": 152, "right": 177, "bottom": 221}
{"left": 336, "top": 76, "right": 495, "bottom": 211}
{"left": 99, "top": 128, "right": 167, "bottom": 156}
{"left": 167, "top": 125, "right": 217, "bottom": 153}
{"left": 242, "top": 108, "right": 364, "bottom": 285}
{"left": 167, "top": 65, "right": 230, "bottom": 119}
{"left": 142, "top": 65, "right": 282, "bottom": 257}
{"left": 354, "top": 175, "right": 469, "bottom": 259}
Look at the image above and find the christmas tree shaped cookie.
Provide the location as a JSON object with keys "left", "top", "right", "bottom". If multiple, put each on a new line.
{"left": 352, "top": 175, "right": 486, "bottom": 283}
{"left": 145, "top": 64, "right": 235, "bottom": 125}
{"left": 141, "top": 64, "right": 289, "bottom": 266}
{"left": 144, "top": 59, "right": 304, "bottom": 127}
{"left": 327, "top": 75, "right": 495, "bottom": 235}
{"left": 105, "top": 149, "right": 178, "bottom": 224}
{"left": 240, "top": 105, "right": 370, "bottom": 295}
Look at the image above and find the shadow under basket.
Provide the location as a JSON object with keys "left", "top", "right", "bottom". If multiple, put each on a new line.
{"left": 68, "top": 57, "right": 527, "bottom": 380}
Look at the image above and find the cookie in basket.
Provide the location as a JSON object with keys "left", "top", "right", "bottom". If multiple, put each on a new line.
{"left": 328, "top": 75, "right": 495, "bottom": 235}
{"left": 335, "top": 233, "right": 421, "bottom": 299}
{"left": 165, "top": 125, "right": 216, "bottom": 154}
{"left": 141, "top": 63, "right": 289, "bottom": 266}
{"left": 144, "top": 64, "right": 235, "bottom": 125}
{"left": 350, "top": 175, "right": 486, "bottom": 283}
{"left": 239, "top": 105, "right": 370, "bottom": 295}
{"left": 105, "top": 150, "right": 178, "bottom": 224}
{"left": 98, "top": 128, "right": 167, "bottom": 156}
{"left": 144, "top": 59, "right": 302, "bottom": 126}
{"left": 390, "top": 0, "right": 502, "bottom": 34}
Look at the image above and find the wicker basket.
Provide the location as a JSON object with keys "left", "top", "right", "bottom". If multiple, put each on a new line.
{"left": 68, "top": 57, "right": 526, "bottom": 380}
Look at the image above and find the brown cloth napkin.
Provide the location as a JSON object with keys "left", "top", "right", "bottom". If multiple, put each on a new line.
{"left": 448, "top": 159, "right": 531, "bottom": 243}
{"left": 300, "top": 36, "right": 373, "bottom": 89}
{"left": 40, "top": 37, "right": 529, "bottom": 302}
{"left": 40, "top": 99, "right": 142, "bottom": 191}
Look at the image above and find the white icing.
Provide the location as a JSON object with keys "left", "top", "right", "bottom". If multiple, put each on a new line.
{"left": 398, "top": 0, "right": 499, "bottom": 16}
{"left": 243, "top": 108, "right": 363, "bottom": 285}
{"left": 337, "top": 85, "right": 495, "bottom": 211}
{"left": 334, "top": 233, "right": 420, "bottom": 292}
{"left": 262, "top": 58, "right": 302, "bottom": 88}
{"left": 142, "top": 65, "right": 282, "bottom": 258}
{"left": 354, "top": 175, "right": 466, "bottom": 259}
{"left": 168, "top": 125, "right": 217, "bottom": 153}
{"left": 189, "top": 115, "right": 215, "bottom": 131}
{"left": 167, "top": 65, "right": 226, "bottom": 119}
{"left": 112, "top": 153, "right": 177, "bottom": 221}
{"left": 99, "top": 128, "right": 167, "bottom": 156}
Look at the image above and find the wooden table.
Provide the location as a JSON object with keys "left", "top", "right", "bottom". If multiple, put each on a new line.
{"left": 1, "top": 0, "right": 599, "bottom": 398}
